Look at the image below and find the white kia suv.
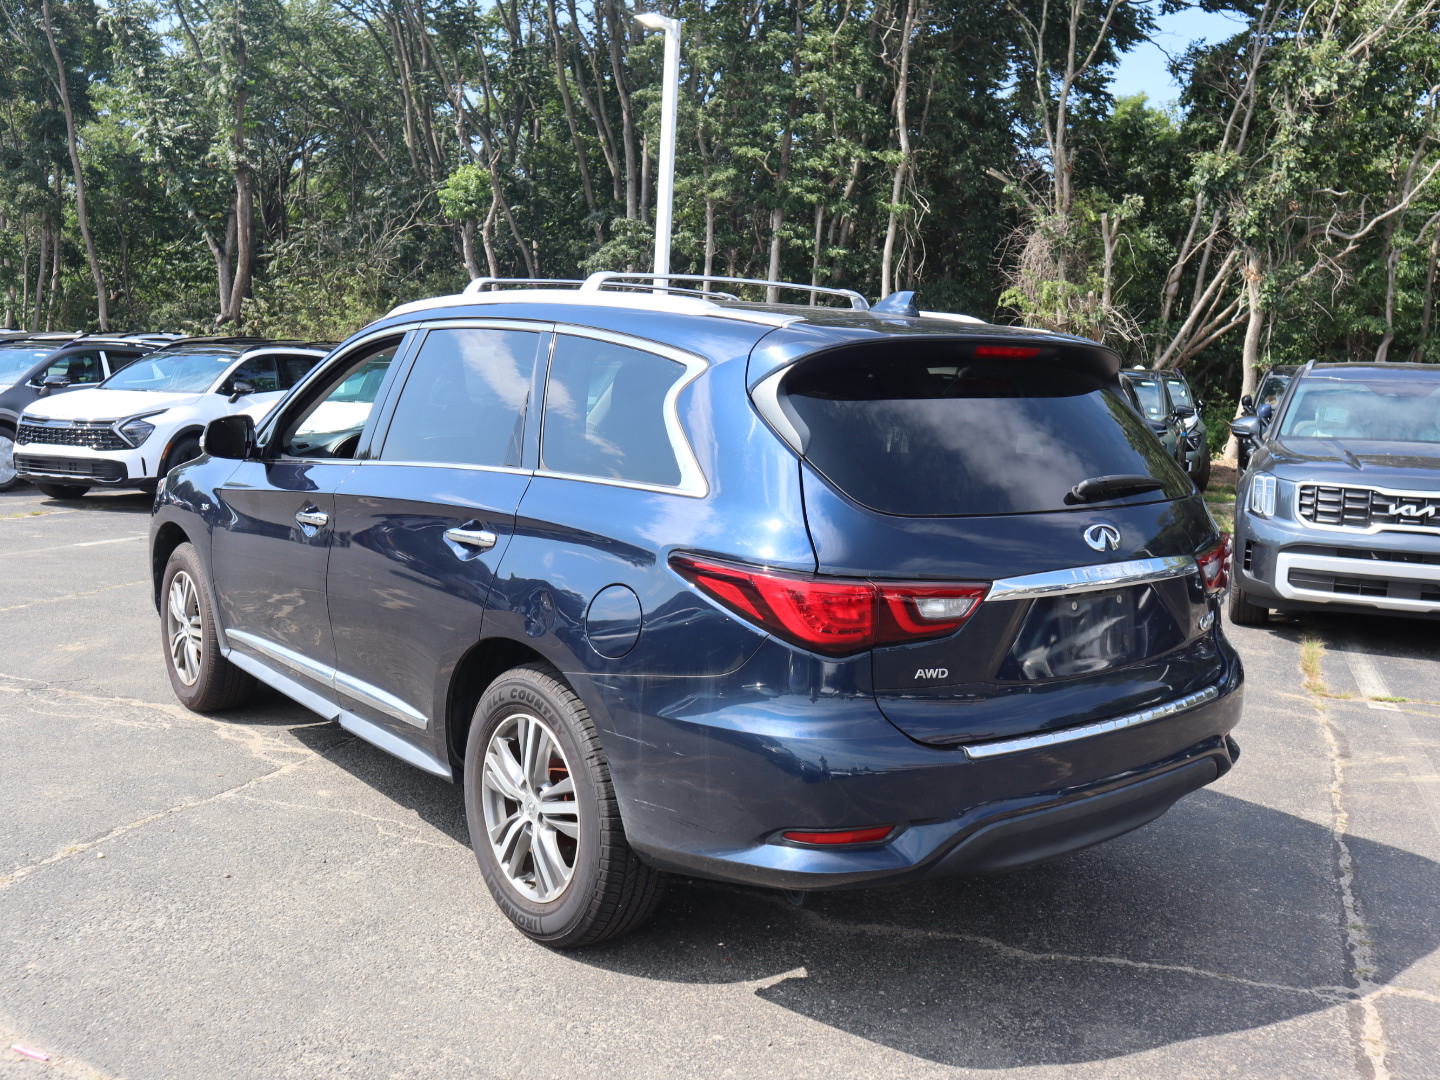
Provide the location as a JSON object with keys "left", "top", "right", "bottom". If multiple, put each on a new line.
{"left": 15, "top": 338, "right": 331, "bottom": 498}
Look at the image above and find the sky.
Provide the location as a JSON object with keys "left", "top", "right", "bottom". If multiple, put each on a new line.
{"left": 1108, "top": 5, "right": 1250, "bottom": 106}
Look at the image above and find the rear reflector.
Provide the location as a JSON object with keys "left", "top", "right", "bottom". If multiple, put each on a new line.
{"left": 782, "top": 826, "right": 895, "bottom": 846}
{"left": 973, "top": 344, "right": 1042, "bottom": 359}
{"left": 670, "top": 554, "right": 987, "bottom": 657}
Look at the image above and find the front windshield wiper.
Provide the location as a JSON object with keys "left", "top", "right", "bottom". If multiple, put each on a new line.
{"left": 1066, "top": 474, "right": 1166, "bottom": 504}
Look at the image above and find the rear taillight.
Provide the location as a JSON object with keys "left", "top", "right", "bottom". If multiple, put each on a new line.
{"left": 782, "top": 825, "right": 896, "bottom": 846}
{"left": 669, "top": 554, "right": 987, "bottom": 657}
{"left": 1197, "top": 536, "right": 1230, "bottom": 595}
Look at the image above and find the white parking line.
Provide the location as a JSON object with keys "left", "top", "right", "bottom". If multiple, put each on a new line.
{"left": 1343, "top": 647, "right": 1400, "bottom": 711}
{"left": 0, "top": 534, "right": 145, "bottom": 557}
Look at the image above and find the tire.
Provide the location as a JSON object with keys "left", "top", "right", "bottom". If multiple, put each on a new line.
{"left": 36, "top": 483, "right": 90, "bottom": 499}
{"left": 464, "top": 663, "right": 664, "bottom": 947}
{"left": 160, "top": 542, "right": 255, "bottom": 711}
{"left": 1228, "top": 583, "right": 1270, "bottom": 627}
{"left": 162, "top": 435, "right": 203, "bottom": 476}
{"left": 1193, "top": 453, "right": 1212, "bottom": 492}
{"left": 0, "top": 426, "right": 18, "bottom": 492}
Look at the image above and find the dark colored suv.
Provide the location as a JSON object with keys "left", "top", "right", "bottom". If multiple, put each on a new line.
{"left": 150, "top": 274, "right": 1244, "bottom": 946}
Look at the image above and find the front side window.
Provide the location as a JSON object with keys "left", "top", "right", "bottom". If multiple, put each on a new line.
{"left": 223, "top": 355, "right": 281, "bottom": 394}
{"left": 541, "top": 335, "right": 685, "bottom": 487}
{"left": 43, "top": 351, "right": 104, "bottom": 386}
{"left": 380, "top": 327, "right": 539, "bottom": 468}
{"left": 1164, "top": 376, "right": 1194, "bottom": 409}
{"left": 282, "top": 340, "right": 400, "bottom": 459}
{"left": 1124, "top": 375, "right": 1169, "bottom": 420}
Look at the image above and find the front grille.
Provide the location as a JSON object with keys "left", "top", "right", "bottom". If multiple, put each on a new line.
{"left": 17, "top": 420, "right": 127, "bottom": 451}
{"left": 1297, "top": 484, "right": 1440, "bottom": 532}
{"left": 14, "top": 455, "right": 126, "bottom": 482}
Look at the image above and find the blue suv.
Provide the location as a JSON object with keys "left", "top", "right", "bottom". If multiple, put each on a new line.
{"left": 150, "top": 274, "right": 1244, "bottom": 946}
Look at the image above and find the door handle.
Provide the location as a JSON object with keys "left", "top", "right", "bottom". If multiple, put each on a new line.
{"left": 443, "top": 527, "right": 497, "bottom": 551}
{"left": 295, "top": 509, "right": 330, "bottom": 529}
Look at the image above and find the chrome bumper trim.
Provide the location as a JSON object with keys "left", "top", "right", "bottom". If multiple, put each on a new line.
{"left": 1274, "top": 552, "right": 1440, "bottom": 613}
{"left": 987, "top": 555, "right": 1197, "bottom": 602}
{"left": 963, "top": 685, "right": 1223, "bottom": 760}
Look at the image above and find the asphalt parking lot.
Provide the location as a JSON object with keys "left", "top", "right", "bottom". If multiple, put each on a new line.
{"left": 1, "top": 484, "right": 1438, "bottom": 1080}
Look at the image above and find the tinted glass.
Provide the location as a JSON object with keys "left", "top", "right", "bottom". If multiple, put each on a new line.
{"left": 1278, "top": 375, "right": 1440, "bottom": 444}
{"left": 1258, "top": 373, "right": 1290, "bottom": 406}
{"left": 1164, "top": 375, "right": 1194, "bottom": 408}
{"left": 224, "top": 355, "right": 280, "bottom": 393}
{"left": 1124, "top": 375, "right": 1168, "bottom": 419}
{"left": 0, "top": 348, "right": 51, "bottom": 385}
{"left": 382, "top": 328, "right": 538, "bottom": 467}
{"left": 785, "top": 350, "right": 1189, "bottom": 517}
{"left": 102, "top": 351, "right": 237, "bottom": 392}
{"left": 103, "top": 351, "right": 145, "bottom": 374}
{"left": 284, "top": 342, "right": 399, "bottom": 458}
{"left": 44, "top": 351, "right": 104, "bottom": 385}
{"left": 278, "top": 355, "right": 322, "bottom": 388}
{"left": 541, "top": 335, "right": 684, "bottom": 486}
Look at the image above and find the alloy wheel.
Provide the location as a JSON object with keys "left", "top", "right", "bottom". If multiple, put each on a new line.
{"left": 0, "top": 433, "right": 15, "bottom": 487}
{"left": 166, "top": 571, "right": 204, "bottom": 687}
{"left": 481, "top": 712, "right": 581, "bottom": 902}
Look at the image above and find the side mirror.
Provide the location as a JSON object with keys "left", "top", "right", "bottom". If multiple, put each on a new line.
{"left": 204, "top": 414, "right": 256, "bottom": 461}
{"left": 226, "top": 379, "right": 255, "bottom": 404}
{"left": 1171, "top": 404, "right": 1197, "bottom": 419}
{"left": 38, "top": 374, "right": 71, "bottom": 397}
{"left": 1240, "top": 394, "right": 1255, "bottom": 414}
{"left": 1230, "top": 416, "right": 1262, "bottom": 439}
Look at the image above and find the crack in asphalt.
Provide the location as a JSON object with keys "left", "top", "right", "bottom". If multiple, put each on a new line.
{"left": 232, "top": 794, "right": 460, "bottom": 850}
{"left": 0, "top": 579, "right": 146, "bottom": 613}
{"left": 1306, "top": 637, "right": 1391, "bottom": 1080}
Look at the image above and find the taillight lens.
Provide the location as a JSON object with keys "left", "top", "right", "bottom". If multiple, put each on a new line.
{"left": 670, "top": 554, "right": 987, "bottom": 657}
{"left": 1196, "top": 536, "right": 1231, "bottom": 595}
{"left": 782, "top": 825, "right": 895, "bottom": 846}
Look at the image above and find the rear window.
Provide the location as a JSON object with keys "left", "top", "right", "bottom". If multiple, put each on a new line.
{"left": 782, "top": 348, "right": 1190, "bottom": 517}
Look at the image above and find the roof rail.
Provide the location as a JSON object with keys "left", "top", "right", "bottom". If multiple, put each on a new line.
{"left": 462, "top": 277, "right": 587, "bottom": 295}
{"left": 580, "top": 272, "right": 871, "bottom": 311}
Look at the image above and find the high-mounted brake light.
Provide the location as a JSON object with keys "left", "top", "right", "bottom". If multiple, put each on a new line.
{"left": 973, "top": 344, "right": 1042, "bottom": 359}
{"left": 669, "top": 554, "right": 987, "bottom": 657}
{"left": 782, "top": 826, "right": 895, "bottom": 846}
{"left": 1196, "top": 536, "right": 1231, "bottom": 596}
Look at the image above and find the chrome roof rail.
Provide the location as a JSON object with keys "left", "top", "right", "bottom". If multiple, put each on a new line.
{"left": 580, "top": 272, "right": 871, "bottom": 311}
{"left": 463, "top": 277, "right": 587, "bottom": 295}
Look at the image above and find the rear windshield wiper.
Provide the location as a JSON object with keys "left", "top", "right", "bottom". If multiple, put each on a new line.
{"left": 1067, "top": 474, "right": 1166, "bottom": 504}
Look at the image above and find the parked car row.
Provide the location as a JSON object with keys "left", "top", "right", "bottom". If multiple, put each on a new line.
{"left": 1117, "top": 367, "right": 1212, "bottom": 490}
{"left": 145, "top": 275, "right": 1243, "bottom": 947}
{"left": 0, "top": 332, "right": 332, "bottom": 497}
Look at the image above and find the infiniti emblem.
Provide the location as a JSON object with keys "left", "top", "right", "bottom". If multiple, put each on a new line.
{"left": 1084, "top": 523, "right": 1122, "bottom": 552}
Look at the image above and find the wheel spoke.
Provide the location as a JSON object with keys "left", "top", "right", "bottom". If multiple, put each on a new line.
{"left": 168, "top": 580, "right": 188, "bottom": 624}
{"left": 481, "top": 710, "right": 579, "bottom": 904}
{"left": 531, "top": 827, "right": 565, "bottom": 895}
{"left": 503, "top": 822, "right": 533, "bottom": 879}
{"left": 484, "top": 744, "right": 526, "bottom": 802}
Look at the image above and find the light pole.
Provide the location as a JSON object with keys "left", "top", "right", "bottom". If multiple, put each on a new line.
{"left": 636, "top": 12, "right": 680, "bottom": 289}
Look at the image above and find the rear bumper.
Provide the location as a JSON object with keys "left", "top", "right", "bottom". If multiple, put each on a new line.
{"left": 583, "top": 640, "right": 1243, "bottom": 891}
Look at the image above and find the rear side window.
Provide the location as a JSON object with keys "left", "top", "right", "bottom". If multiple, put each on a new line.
{"left": 782, "top": 347, "right": 1190, "bottom": 517}
{"left": 278, "top": 355, "right": 321, "bottom": 388}
{"left": 541, "top": 335, "right": 685, "bottom": 487}
{"left": 381, "top": 327, "right": 539, "bottom": 468}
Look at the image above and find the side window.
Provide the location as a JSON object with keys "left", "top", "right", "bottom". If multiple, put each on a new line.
{"left": 45, "top": 351, "right": 104, "bottom": 385}
{"left": 281, "top": 340, "right": 400, "bottom": 459}
{"left": 102, "top": 351, "right": 143, "bottom": 375}
{"left": 541, "top": 335, "right": 685, "bottom": 487}
{"left": 379, "top": 327, "right": 539, "bottom": 468}
{"left": 277, "top": 354, "right": 322, "bottom": 389}
{"left": 223, "top": 355, "right": 281, "bottom": 394}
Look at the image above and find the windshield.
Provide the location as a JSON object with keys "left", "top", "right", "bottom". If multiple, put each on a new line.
{"left": 1278, "top": 376, "right": 1440, "bottom": 444}
{"left": 783, "top": 348, "right": 1189, "bottom": 517}
{"left": 0, "top": 348, "right": 54, "bottom": 386}
{"left": 101, "top": 352, "right": 237, "bottom": 393}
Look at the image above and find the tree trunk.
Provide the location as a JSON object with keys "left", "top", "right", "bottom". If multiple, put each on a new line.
{"left": 31, "top": 224, "right": 46, "bottom": 332}
{"left": 1223, "top": 253, "right": 1265, "bottom": 465}
{"left": 42, "top": 0, "right": 107, "bottom": 329}
{"left": 1411, "top": 226, "right": 1440, "bottom": 361}
{"left": 223, "top": 9, "right": 253, "bottom": 326}
{"left": 461, "top": 220, "right": 482, "bottom": 279}
{"left": 881, "top": 0, "right": 919, "bottom": 298}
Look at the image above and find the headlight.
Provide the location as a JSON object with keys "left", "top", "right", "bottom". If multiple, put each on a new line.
{"left": 1249, "top": 473, "right": 1277, "bottom": 517}
{"left": 118, "top": 413, "right": 163, "bottom": 447}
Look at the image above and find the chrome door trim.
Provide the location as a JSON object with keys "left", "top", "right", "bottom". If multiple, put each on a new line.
{"left": 333, "top": 669, "right": 429, "bottom": 729}
{"left": 963, "top": 685, "right": 1223, "bottom": 760}
{"left": 225, "top": 629, "right": 338, "bottom": 685}
{"left": 987, "top": 555, "right": 1197, "bottom": 602}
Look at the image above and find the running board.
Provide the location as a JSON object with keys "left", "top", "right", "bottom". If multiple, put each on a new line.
{"left": 223, "top": 646, "right": 452, "bottom": 780}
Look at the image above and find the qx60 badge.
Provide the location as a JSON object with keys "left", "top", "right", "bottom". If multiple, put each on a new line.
{"left": 1084, "top": 522, "right": 1122, "bottom": 552}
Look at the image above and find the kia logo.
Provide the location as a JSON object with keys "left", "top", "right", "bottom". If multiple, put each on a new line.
{"left": 1383, "top": 502, "right": 1436, "bottom": 519}
{"left": 1084, "top": 523, "right": 1122, "bottom": 552}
